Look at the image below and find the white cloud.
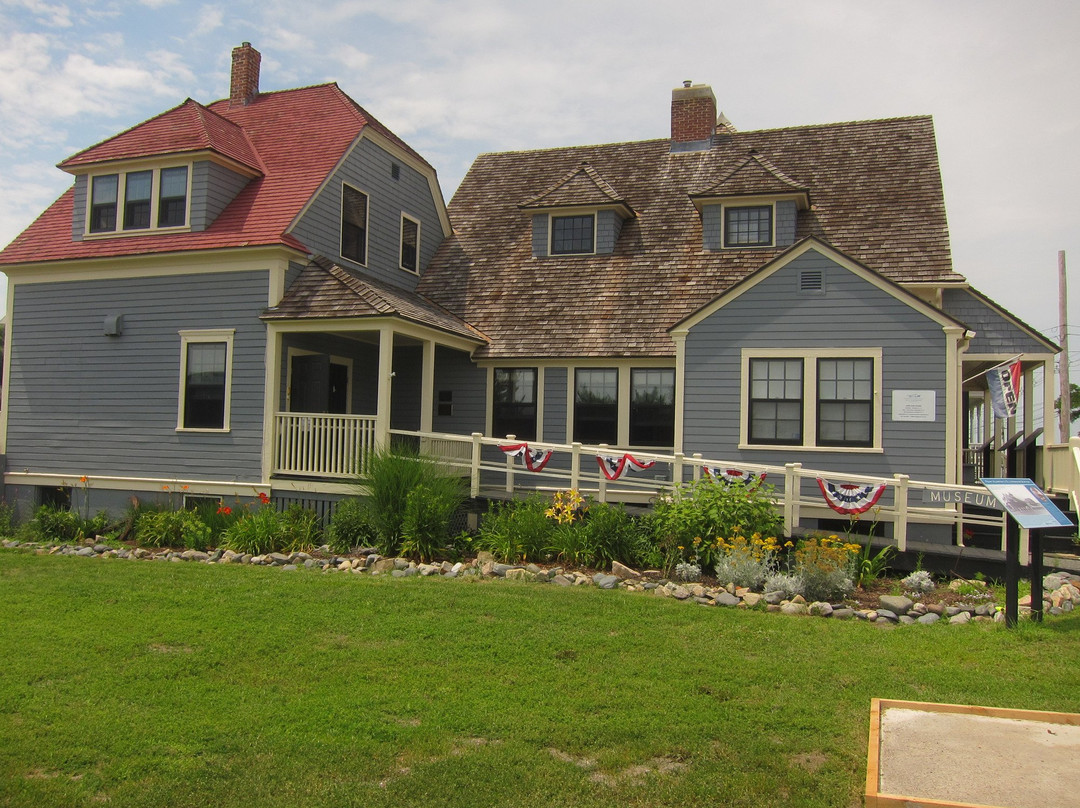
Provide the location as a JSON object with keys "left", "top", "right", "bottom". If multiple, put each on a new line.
{"left": 192, "top": 4, "right": 223, "bottom": 37}
{"left": 1, "top": 0, "right": 73, "bottom": 27}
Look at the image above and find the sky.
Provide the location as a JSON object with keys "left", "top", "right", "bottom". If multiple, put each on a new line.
{"left": 0, "top": 0, "right": 1078, "bottom": 394}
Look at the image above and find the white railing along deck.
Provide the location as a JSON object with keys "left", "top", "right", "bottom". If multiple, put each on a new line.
{"left": 388, "top": 429, "right": 1012, "bottom": 553}
{"left": 1045, "top": 437, "right": 1080, "bottom": 513}
{"left": 274, "top": 412, "right": 376, "bottom": 478}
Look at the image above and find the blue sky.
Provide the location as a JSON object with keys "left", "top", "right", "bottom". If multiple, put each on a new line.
{"left": 1, "top": 0, "right": 1078, "bottom": 388}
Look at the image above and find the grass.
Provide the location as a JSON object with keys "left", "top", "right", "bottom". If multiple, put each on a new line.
{"left": 1, "top": 552, "right": 1078, "bottom": 807}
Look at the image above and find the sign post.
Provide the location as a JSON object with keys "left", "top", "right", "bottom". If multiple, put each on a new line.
{"left": 980, "top": 478, "right": 1074, "bottom": 628}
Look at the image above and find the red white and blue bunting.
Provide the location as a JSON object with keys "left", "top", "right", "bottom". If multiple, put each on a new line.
{"left": 816, "top": 478, "right": 887, "bottom": 515}
{"left": 499, "top": 442, "right": 554, "bottom": 472}
{"left": 704, "top": 466, "right": 767, "bottom": 487}
{"left": 597, "top": 453, "right": 656, "bottom": 481}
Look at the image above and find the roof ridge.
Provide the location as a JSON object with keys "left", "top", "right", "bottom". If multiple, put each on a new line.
{"left": 203, "top": 81, "right": 342, "bottom": 109}
{"left": 58, "top": 97, "right": 197, "bottom": 168}
{"left": 519, "top": 161, "right": 624, "bottom": 208}
{"left": 189, "top": 101, "right": 267, "bottom": 173}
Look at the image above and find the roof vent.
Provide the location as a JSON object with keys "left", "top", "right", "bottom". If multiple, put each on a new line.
{"left": 799, "top": 270, "right": 825, "bottom": 293}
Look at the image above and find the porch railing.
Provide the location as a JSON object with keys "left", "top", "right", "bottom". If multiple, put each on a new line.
{"left": 274, "top": 412, "right": 376, "bottom": 478}
{"left": 1045, "top": 437, "right": 1080, "bottom": 512}
{"left": 388, "top": 429, "right": 1012, "bottom": 554}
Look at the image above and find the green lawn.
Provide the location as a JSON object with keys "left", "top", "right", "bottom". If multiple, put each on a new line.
{"left": 2, "top": 552, "right": 1078, "bottom": 808}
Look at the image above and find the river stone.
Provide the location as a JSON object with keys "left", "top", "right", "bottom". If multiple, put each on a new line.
{"left": 763, "top": 591, "right": 786, "bottom": 605}
{"left": 505, "top": 568, "right": 533, "bottom": 582}
{"left": 742, "top": 592, "right": 762, "bottom": 608}
{"left": 595, "top": 574, "right": 618, "bottom": 590}
{"left": 77, "top": 547, "right": 96, "bottom": 557}
{"left": 493, "top": 563, "right": 516, "bottom": 577}
{"left": 371, "top": 557, "right": 395, "bottom": 574}
{"left": 898, "top": 615, "right": 916, "bottom": 625}
{"left": 714, "top": 592, "right": 741, "bottom": 607}
{"left": 875, "top": 609, "right": 898, "bottom": 622}
{"left": 917, "top": 612, "right": 941, "bottom": 624}
{"left": 93, "top": 544, "right": 110, "bottom": 553}
{"left": 878, "top": 595, "right": 913, "bottom": 615}
{"left": 780, "top": 602, "right": 808, "bottom": 616}
{"left": 808, "top": 601, "right": 833, "bottom": 617}
{"left": 393, "top": 557, "right": 411, "bottom": 571}
{"left": 949, "top": 611, "right": 971, "bottom": 625}
{"left": 282, "top": 564, "right": 298, "bottom": 571}
{"left": 552, "top": 574, "right": 573, "bottom": 587}
{"left": 831, "top": 608, "right": 855, "bottom": 620}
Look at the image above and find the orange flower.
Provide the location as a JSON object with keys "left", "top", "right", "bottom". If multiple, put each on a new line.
{"left": 79, "top": 476, "right": 88, "bottom": 483}
{"left": 257, "top": 492, "right": 271, "bottom": 505}
{"left": 217, "top": 506, "right": 232, "bottom": 516}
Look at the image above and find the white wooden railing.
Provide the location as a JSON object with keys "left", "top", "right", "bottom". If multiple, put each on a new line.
{"left": 386, "top": 429, "right": 1011, "bottom": 553}
{"left": 1045, "top": 436, "right": 1080, "bottom": 513}
{"left": 274, "top": 412, "right": 376, "bottom": 478}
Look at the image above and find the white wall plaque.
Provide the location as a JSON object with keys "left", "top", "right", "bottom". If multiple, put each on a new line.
{"left": 892, "top": 390, "right": 935, "bottom": 422}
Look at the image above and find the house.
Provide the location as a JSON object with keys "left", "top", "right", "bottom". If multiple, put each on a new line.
{"left": 0, "top": 45, "right": 1061, "bottom": 537}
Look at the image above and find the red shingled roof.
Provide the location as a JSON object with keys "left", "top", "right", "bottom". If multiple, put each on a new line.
{"left": 0, "top": 83, "right": 427, "bottom": 267}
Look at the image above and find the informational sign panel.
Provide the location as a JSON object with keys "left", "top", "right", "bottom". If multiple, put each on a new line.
{"left": 980, "top": 478, "right": 1074, "bottom": 530}
{"left": 891, "top": 390, "right": 936, "bottom": 422}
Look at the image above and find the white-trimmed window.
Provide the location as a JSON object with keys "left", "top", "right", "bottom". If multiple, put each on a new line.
{"left": 574, "top": 368, "right": 618, "bottom": 443}
{"left": 341, "top": 184, "right": 368, "bottom": 265}
{"left": 492, "top": 368, "right": 538, "bottom": 440}
{"left": 629, "top": 368, "right": 675, "bottom": 447}
{"left": 88, "top": 165, "right": 190, "bottom": 235}
{"left": 742, "top": 349, "right": 881, "bottom": 450}
{"left": 400, "top": 214, "right": 420, "bottom": 273}
{"left": 177, "top": 330, "right": 234, "bottom": 432}
{"left": 551, "top": 214, "right": 595, "bottom": 255}
{"left": 724, "top": 205, "right": 773, "bottom": 247}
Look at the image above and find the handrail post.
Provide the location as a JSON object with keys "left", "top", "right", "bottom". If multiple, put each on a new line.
{"left": 504, "top": 434, "right": 516, "bottom": 495}
{"left": 692, "top": 452, "right": 703, "bottom": 482}
{"left": 470, "top": 432, "right": 482, "bottom": 498}
{"left": 672, "top": 451, "right": 684, "bottom": 495}
{"left": 784, "top": 463, "right": 801, "bottom": 537}
{"left": 597, "top": 444, "right": 609, "bottom": 503}
{"left": 893, "top": 473, "right": 909, "bottom": 553}
{"left": 570, "top": 442, "right": 582, "bottom": 491}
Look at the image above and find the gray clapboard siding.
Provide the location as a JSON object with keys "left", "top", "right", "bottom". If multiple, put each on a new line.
{"left": 596, "top": 210, "right": 622, "bottom": 254}
{"left": 543, "top": 367, "right": 568, "bottom": 443}
{"left": 291, "top": 138, "right": 445, "bottom": 290}
{"left": 683, "top": 250, "right": 949, "bottom": 481}
{"left": 775, "top": 200, "right": 797, "bottom": 246}
{"left": 432, "top": 347, "right": 486, "bottom": 435}
{"left": 940, "top": 288, "right": 1053, "bottom": 355}
{"left": 280, "top": 333, "right": 379, "bottom": 414}
{"left": 6, "top": 271, "right": 269, "bottom": 480}
{"left": 191, "top": 161, "right": 250, "bottom": 232}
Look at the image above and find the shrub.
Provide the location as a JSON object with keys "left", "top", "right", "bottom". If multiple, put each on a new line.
{"left": 476, "top": 494, "right": 553, "bottom": 563}
{"left": 713, "top": 530, "right": 780, "bottom": 589}
{"left": 278, "top": 504, "right": 323, "bottom": 552}
{"left": 852, "top": 540, "right": 896, "bottom": 587}
{"left": 0, "top": 503, "right": 15, "bottom": 537}
{"left": 650, "top": 478, "right": 782, "bottom": 570}
{"left": 327, "top": 497, "right": 376, "bottom": 553}
{"left": 764, "top": 571, "right": 804, "bottom": 599}
{"left": 222, "top": 507, "right": 285, "bottom": 555}
{"left": 579, "top": 501, "right": 640, "bottom": 567}
{"left": 792, "top": 535, "right": 858, "bottom": 602}
{"left": 29, "top": 505, "right": 108, "bottom": 543}
{"left": 674, "top": 562, "right": 701, "bottom": 582}
{"left": 357, "top": 443, "right": 466, "bottom": 556}
{"left": 400, "top": 477, "right": 466, "bottom": 562}
{"left": 190, "top": 502, "right": 242, "bottom": 546}
{"left": 135, "top": 508, "right": 212, "bottom": 550}
{"left": 901, "top": 569, "right": 935, "bottom": 594}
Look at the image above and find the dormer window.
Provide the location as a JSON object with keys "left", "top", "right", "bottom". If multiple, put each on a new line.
{"left": 724, "top": 205, "right": 773, "bottom": 247}
{"left": 551, "top": 214, "right": 595, "bottom": 255}
{"left": 86, "top": 166, "right": 190, "bottom": 235}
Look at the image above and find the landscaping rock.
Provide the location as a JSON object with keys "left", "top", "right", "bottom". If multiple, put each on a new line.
{"left": 917, "top": 613, "right": 940, "bottom": 625}
{"left": 763, "top": 591, "right": 786, "bottom": 605}
{"left": 76, "top": 547, "right": 96, "bottom": 557}
{"left": 780, "top": 602, "right": 808, "bottom": 616}
{"left": 506, "top": 568, "right": 534, "bottom": 582}
{"left": 393, "top": 558, "right": 411, "bottom": 571}
{"left": 742, "top": 592, "right": 762, "bottom": 608}
{"left": 876, "top": 609, "right": 898, "bottom": 622}
{"left": 93, "top": 544, "right": 110, "bottom": 553}
{"left": 949, "top": 611, "right": 971, "bottom": 625}
{"left": 552, "top": 574, "right": 573, "bottom": 587}
{"left": 714, "top": 592, "right": 741, "bottom": 607}
{"left": 370, "top": 558, "right": 395, "bottom": 574}
{"left": 832, "top": 608, "right": 855, "bottom": 620}
{"left": 808, "top": 601, "right": 833, "bottom": 617}
{"left": 282, "top": 564, "right": 298, "bottom": 571}
{"left": 878, "top": 595, "right": 913, "bottom": 615}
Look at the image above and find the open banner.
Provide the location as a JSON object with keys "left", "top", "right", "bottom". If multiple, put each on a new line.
{"left": 597, "top": 453, "right": 656, "bottom": 481}
{"left": 498, "top": 442, "right": 554, "bottom": 472}
{"left": 817, "top": 478, "right": 887, "bottom": 515}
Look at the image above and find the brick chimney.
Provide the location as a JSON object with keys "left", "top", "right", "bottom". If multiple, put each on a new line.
{"left": 670, "top": 80, "right": 716, "bottom": 148}
{"left": 230, "top": 42, "right": 261, "bottom": 107}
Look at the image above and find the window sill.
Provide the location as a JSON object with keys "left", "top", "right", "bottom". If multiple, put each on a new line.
{"left": 84, "top": 225, "right": 191, "bottom": 240}
{"left": 738, "top": 443, "right": 883, "bottom": 454}
{"left": 176, "top": 427, "right": 231, "bottom": 434}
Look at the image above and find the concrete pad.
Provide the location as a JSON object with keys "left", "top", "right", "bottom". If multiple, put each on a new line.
{"left": 866, "top": 699, "right": 1080, "bottom": 808}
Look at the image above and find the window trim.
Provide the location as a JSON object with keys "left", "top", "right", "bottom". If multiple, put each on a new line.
{"left": 340, "top": 182, "right": 369, "bottom": 266}
{"left": 84, "top": 164, "right": 192, "bottom": 237}
{"left": 491, "top": 367, "right": 539, "bottom": 440}
{"left": 816, "top": 357, "right": 875, "bottom": 448}
{"left": 739, "top": 348, "right": 883, "bottom": 452}
{"left": 573, "top": 367, "right": 620, "bottom": 444}
{"left": 176, "top": 329, "right": 235, "bottom": 433}
{"left": 285, "top": 347, "right": 353, "bottom": 415}
{"left": 723, "top": 204, "right": 774, "bottom": 248}
{"left": 629, "top": 367, "right": 676, "bottom": 447}
{"left": 549, "top": 213, "right": 597, "bottom": 256}
{"left": 399, "top": 213, "right": 421, "bottom": 274}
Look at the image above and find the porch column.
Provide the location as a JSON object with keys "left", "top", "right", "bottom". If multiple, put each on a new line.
{"left": 672, "top": 330, "right": 687, "bottom": 454}
{"left": 1022, "top": 365, "right": 1035, "bottom": 438}
{"left": 261, "top": 323, "right": 283, "bottom": 482}
{"left": 944, "top": 327, "right": 964, "bottom": 485}
{"left": 420, "top": 339, "right": 435, "bottom": 433}
{"left": 376, "top": 325, "right": 394, "bottom": 448}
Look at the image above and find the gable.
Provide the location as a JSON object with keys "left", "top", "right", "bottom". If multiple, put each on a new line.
{"left": 673, "top": 239, "right": 964, "bottom": 336}
{"left": 940, "top": 287, "right": 1057, "bottom": 355}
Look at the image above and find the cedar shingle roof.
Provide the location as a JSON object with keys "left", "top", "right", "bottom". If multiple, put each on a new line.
{"left": 419, "top": 116, "right": 961, "bottom": 359}
{"left": 520, "top": 163, "right": 629, "bottom": 210}
{"left": 693, "top": 153, "right": 807, "bottom": 197}
{"left": 262, "top": 256, "right": 486, "bottom": 344}
{"left": 0, "top": 83, "right": 431, "bottom": 267}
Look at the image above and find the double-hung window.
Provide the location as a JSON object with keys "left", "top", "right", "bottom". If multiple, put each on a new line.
{"left": 177, "top": 330, "right": 234, "bottom": 431}
{"left": 629, "top": 368, "right": 675, "bottom": 446}
{"left": 341, "top": 184, "right": 368, "bottom": 264}
{"left": 400, "top": 214, "right": 420, "bottom": 273}
{"left": 744, "top": 351, "right": 880, "bottom": 449}
{"left": 492, "top": 368, "right": 537, "bottom": 440}
{"left": 574, "top": 368, "right": 618, "bottom": 443}
{"left": 817, "top": 358, "right": 873, "bottom": 447}
{"left": 88, "top": 166, "right": 188, "bottom": 234}
{"left": 551, "top": 214, "right": 595, "bottom": 255}
{"left": 749, "top": 358, "right": 804, "bottom": 444}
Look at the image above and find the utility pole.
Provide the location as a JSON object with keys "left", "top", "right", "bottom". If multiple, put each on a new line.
{"left": 1059, "top": 250, "right": 1071, "bottom": 441}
